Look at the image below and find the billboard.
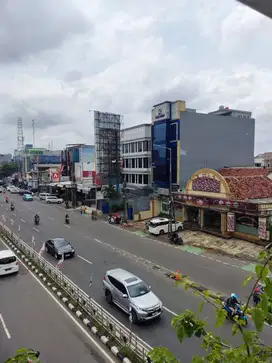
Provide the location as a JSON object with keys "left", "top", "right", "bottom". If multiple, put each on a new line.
{"left": 37, "top": 155, "right": 61, "bottom": 164}
{"left": 152, "top": 102, "right": 171, "bottom": 123}
{"left": 80, "top": 146, "right": 95, "bottom": 180}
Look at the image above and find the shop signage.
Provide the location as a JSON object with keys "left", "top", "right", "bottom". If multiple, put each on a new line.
{"left": 51, "top": 171, "right": 60, "bottom": 182}
{"left": 152, "top": 102, "right": 170, "bottom": 122}
{"left": 173, "top": 193, "right": 258, "bottom": 213}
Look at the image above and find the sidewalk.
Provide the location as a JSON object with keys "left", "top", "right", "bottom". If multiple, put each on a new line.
{"left": 121, "top": 221, "right": 263, "bottom": 262}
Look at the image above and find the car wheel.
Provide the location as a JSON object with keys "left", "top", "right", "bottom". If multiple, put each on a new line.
{"left": 129, "top": 309, "right": 138, "bottom": 324}
{"left": 54, "top": 252, "right": 59, "bottom": 259}
{"left": 177, "top": 226, "right": 182, "bottom": 232}
{"left": 105, "top": 290, "right": 113, "bottom": 304}
{"left": 58, "top": 201, "right": 61, "bottom": 204}
{"left": 159, "top": 229, "right": 164, "bottom": 235}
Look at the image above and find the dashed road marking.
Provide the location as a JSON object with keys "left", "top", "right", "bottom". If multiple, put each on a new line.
{"left": 33, "top": 227, "right": 40, "bottom": 233}
{"left": 21, "top": 219, "right": 26, "bottom": 223}
{"left": 64, "top": 224, "right": 71, "bottom": 228}
{"left": 12, "top": 212, "right": 16, "bottom": 217}
{"left": 0, "top": 313, "right": 11, "bottom": 339}
{"left": 77, "top": 255, "right": 92, "bottom": 265}
{"left": 48, "top": 217, "right": 54, "bottom": 220}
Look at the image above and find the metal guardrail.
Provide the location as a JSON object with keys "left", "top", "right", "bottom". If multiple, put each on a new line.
{"left": 0, "top": 221, "right": 152, "bottom": 361}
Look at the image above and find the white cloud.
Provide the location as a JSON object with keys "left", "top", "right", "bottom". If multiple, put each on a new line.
{"left": 0, "top": 0, "right": 271, "bottom": 154}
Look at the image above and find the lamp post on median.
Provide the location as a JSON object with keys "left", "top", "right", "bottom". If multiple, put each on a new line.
{"left": 153, "top": 144, "right": 173, "bottom": 235}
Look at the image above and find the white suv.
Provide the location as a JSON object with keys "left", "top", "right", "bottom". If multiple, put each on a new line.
{"left": 0, "top": 250, "right": 19, "bottom": 276}
{"left": 45, "top": 195, "right": 63, "bottom": 204}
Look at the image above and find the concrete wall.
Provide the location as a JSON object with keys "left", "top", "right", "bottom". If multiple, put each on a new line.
{"left": 179, "top": 112, "right": 255, "bottom": 188}
{"left": 122, "top": 124, "right": 151, "bottom": 142}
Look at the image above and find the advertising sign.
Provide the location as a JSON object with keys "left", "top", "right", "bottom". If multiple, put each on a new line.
{"left": 80, "top": 146, "right": 95, "bottom": 179}
{"left": 152, "top": 102, "right": 171, "bottom": 123}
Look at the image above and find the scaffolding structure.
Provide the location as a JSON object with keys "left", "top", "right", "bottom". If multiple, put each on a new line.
{"left": 94, "top": 111, "right": 122, "bottom": 186}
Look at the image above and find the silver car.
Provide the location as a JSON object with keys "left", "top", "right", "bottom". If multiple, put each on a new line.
{"left": 103, "top": 268, "right": 163, "bottom": 323}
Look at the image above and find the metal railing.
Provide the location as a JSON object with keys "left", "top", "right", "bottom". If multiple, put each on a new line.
{"left": 0, "top": 221, "right": 152, "bottom": 362}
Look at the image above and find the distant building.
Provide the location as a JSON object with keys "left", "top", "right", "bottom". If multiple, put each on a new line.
{"left": 121, "top": 124, "right": 152, "bottom": 188}
{"left": 151, "top": 101, "right": 255, "bottom": 190}
{"left": 254, "top": 152, "right": 272, "bottom": 168}
{"left": 0, "top": 154, "right": 12, "bottom": 164}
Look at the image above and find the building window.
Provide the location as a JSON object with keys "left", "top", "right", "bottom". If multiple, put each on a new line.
{"left": 143, "top": 157, "right": 149, "bottom": 168}
{"left": 143, "top": 174, "right": 148, "bottom": 184}
{"left": 128, "top": 159, "right": 132, "bottom": 168}
{"left": 131, "top": 143, "right": 135, "bottom": 153}
{"left": 124, "top": 144, "right": 129, "bottom": 153}
{"left": 143, "top": 140, "right": 148, "bottom": 151}
{"left": 132, "top": 158, "right": 135, "bottom": 168}
{"left": 138, "top": 174, "right": 142, "bottom": 184}
{"left": 161, "top": 202, "right": 169, "bottom": 214}
{"left": 132, "top": 174, "right": 135, "bottom": 183}
{"left": 138, "top": 141, "right": 143, "bottom": 152}
{"left": 138, "top": 158, "right": 142, "bottom": 168}
{"left": 153, "top": 122, "right": 166, "bottom": 144}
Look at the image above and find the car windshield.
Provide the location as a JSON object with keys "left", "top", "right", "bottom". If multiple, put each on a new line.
{"left": 54, "top": 239, "right": 69, "bottom": 247}
{"left": 127, "top": 281, "right": 149, "bottom": 298}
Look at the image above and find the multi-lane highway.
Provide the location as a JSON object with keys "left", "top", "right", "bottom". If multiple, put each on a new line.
{"left": 1, "top": 193, "right": 271, "bottom": 362}
{"left": 0, "top": 240, "right": 117, "bottom": 363}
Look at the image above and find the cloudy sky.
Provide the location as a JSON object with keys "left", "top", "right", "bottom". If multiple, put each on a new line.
{"left": 0, "top": 0, "right": 271, "bottom": 154}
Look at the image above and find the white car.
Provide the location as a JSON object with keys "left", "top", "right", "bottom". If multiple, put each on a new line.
{"left": 39, "top": 192, "right": 51, "bottom": 200}
{"left": 45, "top": 195, "right": 63, "bottom": 204}
{"left": 0, "top": 249, "right": 19, "bottom": 276}
{"left": 148, "top": 218, "right": 184, "bottom": 235}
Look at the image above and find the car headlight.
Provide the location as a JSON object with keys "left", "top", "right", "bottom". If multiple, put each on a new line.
{"left": 71, "top": 249, "right": 75, "bottom": 252}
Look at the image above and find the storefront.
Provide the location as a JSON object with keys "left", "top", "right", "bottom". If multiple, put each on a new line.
{"left": 173, "top": 167, "right": 272, "bottom": 243}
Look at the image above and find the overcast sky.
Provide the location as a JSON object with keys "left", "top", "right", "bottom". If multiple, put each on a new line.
{"left": 0, "top": 0, "right": 271, "bottom": 154}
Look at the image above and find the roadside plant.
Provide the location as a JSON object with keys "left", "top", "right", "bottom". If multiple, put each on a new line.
{"left": 148, "top": 249, "right": 272, "bottom": 362}
{"left": 5, "top": 348, "right": 40, "bottom": 362}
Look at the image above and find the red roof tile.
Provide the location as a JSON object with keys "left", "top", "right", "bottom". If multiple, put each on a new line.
{"left": 218, "top": 168, "right": 272, "bottom": 200}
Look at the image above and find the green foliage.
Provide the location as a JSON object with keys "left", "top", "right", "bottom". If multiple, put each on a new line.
{"left": 0, "top": 162, "right": 18, "bottom": 178}
{"left": 148, "top": 248, "right": 272, "bottom": 363}
{"left": 4, "top": 348, "right": 40, "bottom": 362}
{"left": 102, "top": 185, "right": 120, "bottom": 200}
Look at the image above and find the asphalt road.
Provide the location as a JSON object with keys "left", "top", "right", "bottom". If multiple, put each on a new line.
{"left": 0, "top": 240, "right": 116, "bottom": 363}
{"left": 1, "top": 194, "right": 271, "bottom": 362}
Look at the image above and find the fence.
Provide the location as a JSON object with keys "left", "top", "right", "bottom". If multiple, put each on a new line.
{"left": 0, "top": 221, "right": 152, "bottom": 362}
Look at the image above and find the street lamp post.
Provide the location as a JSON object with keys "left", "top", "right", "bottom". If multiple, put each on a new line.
{"left": 153, "top": 144, "right": 173, "bottom": 234}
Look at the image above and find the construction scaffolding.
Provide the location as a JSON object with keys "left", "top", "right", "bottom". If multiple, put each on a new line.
{"left": 94, "top": 111, "right": 122, "bottom": 186}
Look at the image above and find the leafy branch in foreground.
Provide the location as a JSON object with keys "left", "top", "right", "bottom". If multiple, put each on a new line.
{"left": 148, "top": 249, "right": 272, "bottom": 363}
{"left": 5, "top": 348, "right": 41, "bottom": 363}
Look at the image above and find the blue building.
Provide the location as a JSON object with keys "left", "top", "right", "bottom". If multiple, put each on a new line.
{"left": 152, "top": 101, "right": 255, "bottom": 190}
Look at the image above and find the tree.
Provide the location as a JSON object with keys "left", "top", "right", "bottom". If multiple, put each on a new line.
{"left": 5, "top": 348, "right": 40, "bottom": 362}
{"left": 0, "top": 162, "right": 18, "bottom": 178}
{"left": 148, "top": 249, "right": 272, "bottom": 363}
{"left": 102, "top": 185, "right": 120, "bottom": 200}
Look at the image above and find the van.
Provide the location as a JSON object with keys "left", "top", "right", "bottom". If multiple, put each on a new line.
{"left": 39, "top": 192, "right": 51, "bottom": 200}
{"left": 148, "top": 217, "right": 183, "bottom": 235}
{"left": 0, "top": 250, "right": 19, "bottom": 276}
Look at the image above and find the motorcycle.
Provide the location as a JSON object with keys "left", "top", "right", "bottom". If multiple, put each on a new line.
{"left": 222, "top": 301, "right": 248, "bottom": 325}
{"left": 10, "top": 204, "right": 15, "bottom": 211}
{"left": 65, "top": 215, "right": 70, "bottom": 224}
{"left": 65, "top": 201, "right": 70, "bottom": 209}
{"left": 34, "top": 216, "right": 40, "bottom": 226}
{"left": 169, "top": 232, "right": 183, "bottom": 245}
{"left": 108, "top": 215, "right": 123, "bottom": 224}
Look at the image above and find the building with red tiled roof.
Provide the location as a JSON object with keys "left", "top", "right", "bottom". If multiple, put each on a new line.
{"left": 173, "top": 167, "right": 272, "bottom": 244}
{"left": 218, "top": 167, "right": 272, "bottom": 201}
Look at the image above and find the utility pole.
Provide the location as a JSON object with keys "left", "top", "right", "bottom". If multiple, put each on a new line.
{"left": 71, "top": 162, "right": 77, "bottom": 208}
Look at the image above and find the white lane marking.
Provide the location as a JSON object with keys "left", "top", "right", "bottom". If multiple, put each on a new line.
{"left": 77, "top": 255, "right": 92, "bottom": 265}
{"left": 163, "top": 306, "right": 177, "bottom": 316}
{"left": 12, "top": 212, "right": 16, "bottom": 217}
{"left": 21, "top": 219, "right": 26, "bottom": 223}
{"left": 0, "top": 313, "right": 11, "bottom": 339}
{"left": 48, "top": 217, "right": 54, "bottom": 220}
{"left": 33, "top": 227, "right": 40, "bottom": 233}
{"left": 64, "top": 225, "right": 71, "bottom": 228}
{"left": 0, "top": 238, "right": 117, "bottom": 363}
{"left": 94, "top": 238, "right": 103, "bottom": 244}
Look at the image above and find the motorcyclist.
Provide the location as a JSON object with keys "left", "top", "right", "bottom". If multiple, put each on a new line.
{"left": 253, "top": 284, "right": 264, "bottom": 305}
{"left": 10, "top": 202, "right": 14, "bottom": 211}
{"left": 65, "top": 214, "right": 70, "bottom": 224}
{"left": 226, "top": 293, "right": 239, "bottom": 315}
{"left": 5, "top": 195, "right": 8, "bottom": 203}
{"left": 34, "top": 214, "right": 40, "bottom": 225}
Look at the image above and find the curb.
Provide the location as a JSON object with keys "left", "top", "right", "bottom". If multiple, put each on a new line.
{"left": 0, "top": 234, "right": 146, "bottom": 363}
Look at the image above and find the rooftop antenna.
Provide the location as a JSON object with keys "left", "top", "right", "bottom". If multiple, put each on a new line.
{"left": 32, "top": 119, "right": 35, "bottom": 148}
{"left": 17, "top": 117, "right": 24, "bottom": 151}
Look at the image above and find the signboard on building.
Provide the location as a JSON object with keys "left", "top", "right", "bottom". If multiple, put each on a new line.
{"left": 152, "top": 102, "right": 171, "bottom": 122}
{"left": 80, "top": 146, "right": 95, "bottom": 180}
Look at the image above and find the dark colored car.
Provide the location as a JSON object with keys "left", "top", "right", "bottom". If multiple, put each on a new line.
{"left": 18, "top": 189, "right": 33, "bottom": 196}
{"left": 44, "top": 238, "right": 75, "bottom": 259}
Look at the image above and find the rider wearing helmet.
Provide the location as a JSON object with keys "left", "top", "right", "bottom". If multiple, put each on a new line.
{"left": 226, "top": 293, "right": 239, "bottom": 315}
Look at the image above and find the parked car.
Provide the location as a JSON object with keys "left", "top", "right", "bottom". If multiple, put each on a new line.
{"left": 45, "top": 196, "right": 63, "bottom": 204}
{"left": 39, "top": 192, "right": 51, "bottom": 200}
{"left": 0, "top": 249, "right": 19, "bottom": 276}
{"left": 103, "top": 268, "right": 163, "bottom": 323}
{"left": 44, "top": 238, "right": 75, "bottom": 259}
{"left": 148, "top": 218, "right": 183, "bottom": 235}
{"left": 9, "top": 186, "right": 19, "bottom": 193}
{"left": 23, "top": 193, "right": 33, "bottom": 201}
